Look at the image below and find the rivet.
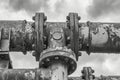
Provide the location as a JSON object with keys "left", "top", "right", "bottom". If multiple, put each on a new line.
{"left": 32, "top": 16, "right": 35, "bottom": 20}
{"left": 65, "top": 58, "right": 69, "bottom": 62}
{"left": 41, "top": 62, "right": 44, "bottom": 65}
{"left": 46, "top": 58, "right": 50, "bottom": 62}
{"left": 66, "top": 16, "right": 70, "bottom": 20}
{"left": 72, "top": 67, "right": 75, "bottom": 70}
{"left": 78, "top": 16, "right": 81, "bottom": 20}
{"left": 55, "top": 57, "right": 59, "bottom": 59}
{"left": 71, "top": 61, "right": 74, "bottom": 64}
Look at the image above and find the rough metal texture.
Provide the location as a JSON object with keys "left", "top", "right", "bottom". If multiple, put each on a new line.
{"left": 33, "top": 13, "right": 46, "bottom": 61}
{"left": 0, "top": 20, "right": 34, "bottom": 52}
{"left": 0, "top": 69, "right": 51, "bottom": 80}
{"left": 39, "top": 23, "right": 77, "bottom": 75}
{"left": 80, "top": 22, "right": 120, "bottom": 54}
{"left": 0, "top": 20, "right": 120, "bottom": 54}
{"left": 66, "top": 13, "right": 80, "bottom": 60}
{"left": 81, "top": 67, "right": 95, "bottom": 80}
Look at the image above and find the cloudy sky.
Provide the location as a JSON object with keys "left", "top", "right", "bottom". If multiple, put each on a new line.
{"left": 1, "top": 0, "right": 120, "bottom": 77}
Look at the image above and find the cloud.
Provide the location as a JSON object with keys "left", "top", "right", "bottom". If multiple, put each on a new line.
{"left": 70, "top": 53, "right": 120, "bottom": 76}
{"left": 88, "top": 0, "right": 120, "bottom": 18}
{"left": 8, "top": 0, "right": 49, "bottom": 15}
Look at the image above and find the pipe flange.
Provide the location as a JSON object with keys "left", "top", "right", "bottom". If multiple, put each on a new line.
{"left": 39, "top": 47, "right": 77, "bottom": 75}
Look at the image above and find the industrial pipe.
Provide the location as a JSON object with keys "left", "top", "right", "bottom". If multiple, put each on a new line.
{"left": 79, "top": 22, "right": 120, "bottom": 54}
{"left": 0, "top": 20, "right": 120, "bottom": 54}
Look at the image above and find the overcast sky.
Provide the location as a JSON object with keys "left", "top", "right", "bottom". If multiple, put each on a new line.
{"left": 1, "top": 0, "right": 120, "bottom": 77}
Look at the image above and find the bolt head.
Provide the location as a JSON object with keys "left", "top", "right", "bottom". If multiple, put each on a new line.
{"left": 81, "top": 70, "right": 84, "bottom": 73}
{"left": 92, "top": 75, "right": 95, "bottom": 79}
{"left": 78, "top": 16, "right": 81, "bottom": 20}
{"left": 46, "top": 58, "right": 50, "bottom": 62}
{"left": 82, "top": 76, "right": 85, "bottom": 79}
{"left": 32, "top": 51, "right": 36, "bottom": 56}
{"left": 55, "top": 57, "right": 59, "bottom": 59}
{"left": 44, "top": 16, "right": 47, "bottom": 21}
{"left": 32, "top": 16, "right": 35, "bottom": 20}
{"left": 66, "top": 16, "right": 70, "bottom": 20}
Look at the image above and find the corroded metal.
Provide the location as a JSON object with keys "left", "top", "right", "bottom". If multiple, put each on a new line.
{"left": 50, "top": 62, "right": 68, "bottom": 80}
{"left": 39, "top": 24, "right": 77, "bottom": 75}
{"left": 0, "top": 20, "right": 34, "bottom": 52}
{"left": 80, "top": 22, "right": 120, "bottom": 54}
{"left": 39, "top": 47, "right": 77, "bottom": 75}
{"left": 33, "top": 13, "right": 47, "bottom": 61}
{"left": 67, "top": 13, "right": 80, "bottom": 61}
{"left": 81, "top": 67, "right": 95, "bottom": 80}
{"left": 0, "top": 69, "right": 47, "bottom": 80}
{"left": 0, "top": 20, "right": 120, "bottom": 54}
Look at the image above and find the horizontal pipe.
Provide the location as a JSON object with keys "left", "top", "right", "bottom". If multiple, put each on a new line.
{"left": 0, "top": 20, "right": 34, "bottom": 52}
{"left": 0, "top": 21, "right": 120, "bottom": 53}
{"left": 0, "top": 69, "right": 52, "bottom": 80}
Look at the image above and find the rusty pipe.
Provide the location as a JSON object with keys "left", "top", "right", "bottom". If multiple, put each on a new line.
{"left": 79, "top": 22, "right": 120, "bottom": 54}
{"left": 0, "top": 68, "right": 65, "bottom": 80}
{"left": 1, "top": 20, "right": 120, "bottom": 54}
{"left": 0, "top": 69, "right": 40, "bottom": 80}
{"left": 0, "top": 20, "right": 35, "bottom": 52}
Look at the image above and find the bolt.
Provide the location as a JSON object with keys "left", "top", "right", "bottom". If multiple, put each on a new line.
{"left": 92, "top": 75, "right": 95, "bottom": 79}
{"left": 55, "top": 56, "right": 59, "bottom": 59}
{"left": 41, "top": 62, "right": 44, "bottom": 65}
{"left": 53, "top": 32, "right": 62, "bottom": 40}
{"left": 82, "top": 76, "right": 85, "bottom": 79}
{"left": 32, "top": 16, "right": 35, "bottom": 21}
{"left": 78, "top": 23, "right": 82, "bottom": 28}
{"left": 32, "top": 51, "right": 36, "bottom": 56}
{"left": 43, "top": 36, "right": 47, "bottom": 41}
{"left": 32, "top": 44, "right": 35, "bottom": 50}
{"left": 67, "top": 22, "right": 70, "bottom": 29}
{"left": 44, "top": 16, "right": 47, "bottom": 21}
{"left": 65, "top": 58, "right": 69, "bottom": 62}
{"left": 72, "top": 67, "right": 75, "bottom": 70}
{"left": 81, "top": 70, "right": 84, "bottom": 74}
{"left": 66, "top": 16, "right": 70, "bottom": 20}
{"left": 46, "top": 58, "right": 50, "bottom": 62}
{"left": 44, "top": 45, "right": 46, "bottom": 49}
{"left": 71, "top": 61, "right": 74, "bottom": 64}
{"left": 87, "top": 21, "right": 91, "bottom": 27}
{"left": 67, "top": 44, "right": 71, "bottom": 49}
{"left": 67, "top": 36, "right": 70, "bottom": 40}
{"left": 31, "top": 23, "right": 35, "bottom": 29}
{"left": 44, "top": 23, "right": 47, "bottom": 28}
{"left": 78, "top": 16, "right": 81, "bottom": 20}
{"left": 78, "top": 51, "right": 81, "bottom": 56}
{"left": 92, "top": 69, "right": 95, "bottom": 73}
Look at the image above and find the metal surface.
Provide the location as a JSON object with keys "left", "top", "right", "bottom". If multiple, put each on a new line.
{"left": 0, "top": 69, "right": 51, "bottom": 80}
{"left": 81, "top": 67, "right": 95, "bottom": 80}
{"left": 0, "top": 20, "right": 120, "bottom": 54}
{"left": 67, "top": 13, "right": 80, "bottom": 61}
{"left": 33, "top": 13, "right": 47, "bottom": 61}
{"left": 0, "top": 26, "right": 12, "bottom": 69}
{"left": 79, "top": 22, "right": 120, "bottom": 54}
{"left": 0, "top": 12, "right": 120, "bottom": 79}
{"left": 50, "top": 62, "right": 68, "bottom": 80}
{"left": 39, "top": 24, "right": 77, "bottom": 75}
{"left": 0, "top": 20, "right": 34, "bottom": 52}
